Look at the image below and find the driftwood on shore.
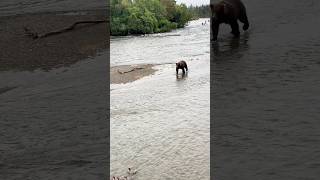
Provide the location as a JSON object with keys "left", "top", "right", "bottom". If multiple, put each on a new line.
{"left": 24, "top": 20, "right": 107, "bottom": 39}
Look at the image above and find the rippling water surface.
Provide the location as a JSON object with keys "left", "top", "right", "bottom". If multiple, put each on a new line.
{"left": 111, "top": 19, "right": 210, "bottom": 179}
{"left": 0, "top": 54, "right": 108, "bottom": 179}
{"left": 0, "top": 0, "right": 106, "bottom": 16}
{"left": 212, "top": 0, "right": 320, "bottom": 179}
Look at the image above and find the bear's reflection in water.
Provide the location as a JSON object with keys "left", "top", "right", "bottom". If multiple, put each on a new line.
{"left": 176, "top": 72, "right": 188, "bottom": 81}
{"left": 212, "top": 31, "right": 249, "bottom": 58}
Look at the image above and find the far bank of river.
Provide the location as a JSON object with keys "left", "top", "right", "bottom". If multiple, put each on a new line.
{"left": 110, "top": 18, "right": 210, "bottom": 85}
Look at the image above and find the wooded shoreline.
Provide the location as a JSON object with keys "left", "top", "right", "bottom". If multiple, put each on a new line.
{"left": 110, "top": 0, "right": 210, "bottom": 36}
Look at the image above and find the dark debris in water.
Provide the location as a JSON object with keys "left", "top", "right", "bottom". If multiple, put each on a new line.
{"left": 111, "top": 167, "right": 138, "bottom": 180}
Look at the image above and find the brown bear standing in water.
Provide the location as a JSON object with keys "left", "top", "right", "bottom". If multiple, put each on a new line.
{"left": 211, "top": 0, "right": 249, "bottom": 41}
{"left": 176, "top": 60, "right": 188, "bottom": 74}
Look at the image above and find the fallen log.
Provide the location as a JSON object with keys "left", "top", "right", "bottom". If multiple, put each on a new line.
{"left": 24, "top": 20, "right": 107, "bottom": 39}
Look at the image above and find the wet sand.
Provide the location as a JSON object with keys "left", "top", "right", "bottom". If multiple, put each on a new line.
{"left": 110, "top": 64, "right": 157, "bottom": 84}
{"left": 0, "top": 9, "right": 108, "bottom": 71}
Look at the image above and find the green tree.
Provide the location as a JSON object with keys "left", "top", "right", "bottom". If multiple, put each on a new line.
{"left": 159, "top": 0, "right": 176, "bottom": 20}
{"left": 173, "top": 4, "right": 192, "bottom": 28}
{"left": 110, "top": 0, "right": 193, "bottom": 36}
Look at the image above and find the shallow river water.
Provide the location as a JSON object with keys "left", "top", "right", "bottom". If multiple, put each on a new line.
{"left": 0, "top": 0, "right": 107, "bottom": 16}
{"left": 212, "top": 0, "right": 320, "bottom": 179}
{"left": 0, "top": 54, "right": 109, "bottom": 179}
{"left": 1, "top": 0, "right": 319, "bottom": 178}
{"left": 110, "top": 19, "right": 210, "bottom": 179}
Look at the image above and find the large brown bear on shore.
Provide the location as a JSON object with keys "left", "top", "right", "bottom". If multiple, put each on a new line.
{"left": 211, "top": 0, "right": 249, "bottom": 41}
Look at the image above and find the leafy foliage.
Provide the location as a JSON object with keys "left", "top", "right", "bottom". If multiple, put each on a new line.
{"left": 111, "top": 0, "right": 192, "bottom": 35}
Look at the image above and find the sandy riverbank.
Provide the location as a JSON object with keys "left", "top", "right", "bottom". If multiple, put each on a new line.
{"left": 0, "top": 9, "right": 108, "bottom": 71}
{"left": 0, "top": 8, "right": 160, "bottom": 85}
{"left": 110, "top": 64, "right": 157, "bottom": 84}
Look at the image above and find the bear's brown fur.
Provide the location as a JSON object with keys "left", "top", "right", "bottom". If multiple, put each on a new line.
{"left": 176, "top": 60, "right": 188, "bottom": 74}
{"left": 211, "top": 0, "right": 249, "bottom": 41}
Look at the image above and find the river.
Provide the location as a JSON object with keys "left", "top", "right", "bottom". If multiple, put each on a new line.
{"left": 1, "top": 0, "right": 319, "bottom": 178}
{"left": 0, "top": 0, "right": 107, "bottom": 16}
{"left": 110, "top": 19, "right": 210, "bottom": 179}
{"left": 212, "top": 0, "right": 320, "bottom": 179}
{"left": 0, "top": 54, "right": 109, "bottom": 179}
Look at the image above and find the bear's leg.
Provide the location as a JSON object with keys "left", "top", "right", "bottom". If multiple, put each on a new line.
{"left": 239, "top": 14, "right": 249, "bottom": 30}
{"left": 182, "top": 68, "right": 185, "bottom": 74}
{"left": 238, "top": 3, "right": 249, "bottom": 31}
{"left": 185, "top": 65, "right": 188, "bottom": 72}
{"left": 230, "top": 20, "right": 240, "bottom": 37}
{"left": 176, "top": 67, "right": 179, "bottom": 74}
{"left": 212, "top": 17, "right": 220, "bottom": 41}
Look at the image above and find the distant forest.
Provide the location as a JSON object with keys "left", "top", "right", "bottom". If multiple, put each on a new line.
{"left": 111, "top": 0, "right": 211, "bottom": 36}
{"left": 188, "top": 5, "right": 211, "bottom": 19}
